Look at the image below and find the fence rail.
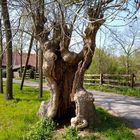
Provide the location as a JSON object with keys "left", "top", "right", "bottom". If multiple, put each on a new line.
{"left": 24, "top": 72, "right": 140, "bottom": 88}
{"left": 84, "top": 73, "right": 140, "bottom": 88}
{"left": 25, "top": 72, "right": 45, "bottom": 79}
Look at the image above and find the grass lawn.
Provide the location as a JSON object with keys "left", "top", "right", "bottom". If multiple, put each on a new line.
{"left": 85, "top": 84, "right": 140, "bottom": 97}
{"left": 0, "top": 84, "right": 50, "bottom": 140}
{"left": 0, "top": 84, "right": 138, "bottom": 140}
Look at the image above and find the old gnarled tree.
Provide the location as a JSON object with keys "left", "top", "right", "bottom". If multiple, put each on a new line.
{"left": 24, "top": 0, "right": 132, "bottom": 129}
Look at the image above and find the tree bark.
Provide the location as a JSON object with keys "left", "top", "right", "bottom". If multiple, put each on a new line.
{"left": 1, "top": 0, "right": 13, "bottom": 99}
{"left": 32, "top": 0, "right": 105, "bottom": 129}
{"left": 126, "top": 55, "right": 130, "bottom": 74}
{"left": 38, "top": 45, "right": 78, "bottom": 119}
{"left": 0, "top": 18, "right": 3, "bottom": 93}
{"left": 38, "top": 45, "right": 43, "bottom": 98}
{"left": 71, "top": 7, "right": 104, "bottom": 129}
{"left": 19, "top": 43, "right": 23, "bottom": 77}
{"left": 35, "top": 40, "right": 38, "bottom": 73}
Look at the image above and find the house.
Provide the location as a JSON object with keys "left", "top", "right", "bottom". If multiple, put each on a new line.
{"left": 2, "top": 51, "right": 37, "bottom": 77}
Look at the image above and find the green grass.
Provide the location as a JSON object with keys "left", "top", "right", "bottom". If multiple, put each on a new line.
{"left": 25, "top": 117, "right": 56, "bottom": 140}
{"left": 54, "top": 108, "right": 137, "bottom": 140}
{"left": 82, "top": 107, "right": 137, "bottom": 140}
{"left": 0, "top": 84, "right": 50, "bottom": 140}
{"left": 0, "top": 84, "right": 138, "bottom": 140}
{"left": 85, "top": 84, "right": 140, "bottom": 97}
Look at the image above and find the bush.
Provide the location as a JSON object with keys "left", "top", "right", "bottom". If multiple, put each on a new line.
{"left": 25, "top": 118, "right": 56, "bottom": 140}
{"left": 27, "top": 69, "right": 35, "bottom": 79}
{"left": 2, "top": 69, "right": 6, "bottom": 78}
{"left": 62, "top": 127, "right": 80, "bottom": 140}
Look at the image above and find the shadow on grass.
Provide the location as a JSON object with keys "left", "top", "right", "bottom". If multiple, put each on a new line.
{"left": 11, "top": 84, "right": 50, "bottom": 102}
{"left": 13, "top": 93, "right": 50, "bottom": 102}
{"left": 95, "top": 107, "right": 126, "bottom": 130}
{"left": 87, "top": 107, "right": 137, "bottom": 140}
{"left": 55, "top": 107, "right": 137, "bottom": 140}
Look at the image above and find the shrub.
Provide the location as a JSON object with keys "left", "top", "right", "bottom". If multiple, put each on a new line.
{"left": 27, "top": 69, "right": 35, "bottom": 79}
{"left": 25, "top": 118, "right": 56, "bottom": 140}
{"left": 62, "top": 127, "right": 80, "bottom": 140}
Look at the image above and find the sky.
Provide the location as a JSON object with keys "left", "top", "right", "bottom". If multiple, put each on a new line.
{"left": 1, "top": 0, "right": 140, "bottom": 55}
{"left": 69, "top": 0, "right": 140, "bottom": 55}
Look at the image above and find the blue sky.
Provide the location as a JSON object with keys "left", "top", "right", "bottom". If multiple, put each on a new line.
{"left": 69, "top": 1, "right": 140, "bottom": 54}
{"left": 1, "top": 0, "right": 140, "bottom": 55}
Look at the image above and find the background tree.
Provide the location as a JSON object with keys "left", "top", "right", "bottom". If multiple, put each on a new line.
{"left": 0, "top": 10, "right": 3, "bottom": 93}
{"left": 15, "top": 31, "right": 24, "bottom": 77}
{"left": 133, "top": 50, "right": 140, "bottom": 80}
{"left": 87, "top": 28, "right": 119, "bottom": 74}
{"left": 1, "top": 0, "right": 13, "bottom": 100}
{"left": 34, "top": 40, "right": 38, "bottom": 75}
{"left": 111, "top": 24, "right": 140, "bottom": 74}
{"left": 87, "top": 48, "right": 119, "bottom": 74}
{"left": 38, "top": 43, "right": 43, "bottom": 98}
{"left": 20, "top": 33, "right": 34, "bottom": 90}
{"left": 14, "top": 8, "right": 31, "bottom": 77}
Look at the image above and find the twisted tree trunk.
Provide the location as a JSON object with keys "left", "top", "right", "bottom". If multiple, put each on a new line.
{"left": 31, "top": 0, "right": 104, "bottom": 129}
{"left": 38, "top": 40, "right": 81, "bottom": 119}
{"left": 71, "top": 14, "right": 104, "bottom": 129}
{"left": 37, "top": 9, "right": 104, "bottom": 130}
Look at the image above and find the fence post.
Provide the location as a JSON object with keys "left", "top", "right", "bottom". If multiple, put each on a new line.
{"left": 100, "top": 73, "right": 103, "bottom": 85}
{"left": 130, "top": 73, "right": 135, "bottom": 88}
{"left": 34, "top": 72, "right": 36, "bottom": 80}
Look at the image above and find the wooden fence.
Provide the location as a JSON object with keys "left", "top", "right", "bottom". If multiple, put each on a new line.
{"left": 25, "top": 72, "right": 45, "bottom": 79}
{"left": 84, "top": 74, "right": 140, "bottom": 88}
{"left": 25, "top": 71, "right": 140, "bottom": 88}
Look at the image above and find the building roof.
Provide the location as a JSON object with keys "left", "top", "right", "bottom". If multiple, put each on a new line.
{"left": 2, "top": 51, "right": 36, "bottom": 68}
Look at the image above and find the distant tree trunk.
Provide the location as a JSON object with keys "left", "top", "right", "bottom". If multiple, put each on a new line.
{"left": 19, "top": 44, "right": 23, "bottom": 77}
{"left": 0, "top": 18, "right": 3, "bottom": 93}
{"left": 20, "top": 34, "right": 34, "bottom": 90}
{"left": 34, "top": 40, "right": 38, "bottom": 80}
{"left": 38, "top": 45, "right": 43, "bottom": 98}
{"left": 1, "top": 0, "right": 13, "bottom": 99}
{"left": 37, "top": 8, "right": 104, "bottom": 127}
{"left": 36, "top": 40, "right": 38, "bottom": 73}
{"left": 71, "top": 14, "right": 104, "bottom": 128}
{"left": 126, "top": 55, "right": 130, "bottom": 74}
